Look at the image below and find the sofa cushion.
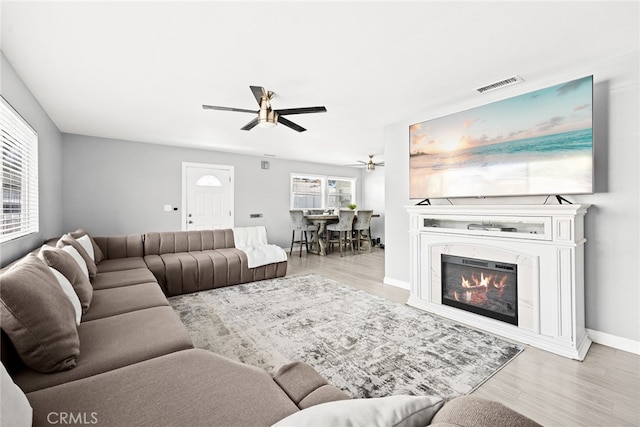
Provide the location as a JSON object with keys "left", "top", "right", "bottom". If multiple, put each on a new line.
{"left": 82, "top": 282, "right": 169, "bottom": 322}
{"left": 39, "top": 247, "right": 93, "bottom": 314}
{"left": 430, "top": 395, "right": 541, "bottom": 427}
{"left": 59, "top": 244, "right": 89, "bottom": 279}
{"left": 96, "top": 257, "right": 147, "bottom": 273}
{"left": 70, "top": 228, "right": 105, "bottom": 264}
{"left": 48, "top": 267, "right": 83, "bottom": 326}
{"left": 297, "top": 384, "right": 352, "bottom": 409}
{"left": 273, "top": 395, "right": 445, "bottom": 427}
{"left": 0, "top": 255, "right": 79, "bottom": 373}
{"left": 246, "top": 259, "right": 288, "bottom": 282}
{"left": 274, "top": 361, "right": 335, "bottom": 405}
{"left": 93, "top": 234, "right": 144, "bottom": 260}
{"left": 57, "top": 234, "right": 98, "bottom": 280}
{"left": 145, "top": 249, "right": 249, "bottom": 296}
{"left": 27, "top": 349, "right": 299, "bottom": 427}
{"left": 12, "top": 306, "right": 193, "bottom": 392}
{"left": 76, "top": 234, "right": 95, "bottom": 261}
{"left": 144, "top": 229, "right": 236, "bottom": 255}
{"left": 91, "top": 268, "right": 158, "bottom": 290}
{"left": 273, "top": 361, "right": 350, "bottom": 409}
{"left": 1, "top": 362, "right": 32, "bottom": 427}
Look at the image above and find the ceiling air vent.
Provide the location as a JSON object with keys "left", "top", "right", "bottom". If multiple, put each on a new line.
{"left": 476, "top": 75, "right": 524, "bottom": 94}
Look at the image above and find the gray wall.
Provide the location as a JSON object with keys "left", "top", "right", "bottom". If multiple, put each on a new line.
{"left": 384, "top": 52, "right": 640, "bottom": 344}
{"left": 0, "top": 52, "right": 63, "bottom": 267}
{"left": 362, "top": 167, "right": 385, "bottom": 244}
{"left": 61, "top": 134, "right": 365, "bottom": 250}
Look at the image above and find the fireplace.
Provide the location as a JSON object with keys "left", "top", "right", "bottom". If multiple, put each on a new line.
{"left": 407, "top": 204, "right": 591, "bottom": 360}
{"left": 441, "top": 254, "right": 518, "bottom": 325}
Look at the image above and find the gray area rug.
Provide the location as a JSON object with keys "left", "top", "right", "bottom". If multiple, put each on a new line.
{"left": 168, "top": 274, "right": 523, "bottom": 399}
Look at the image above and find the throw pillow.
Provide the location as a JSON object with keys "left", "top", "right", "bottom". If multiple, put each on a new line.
{"left": 70, "top": 228, "right": 104, "bottom": 264}
{"left": 0, "top": 254, "right": 80, "bottom": 373}
{"left": 1, "top": 362, "right": 32, "bottom": 427}
{"left": 40, "top": 247, "right": 93, "bottom": 314}
{"left": 60, "top": 244, "right": 89, "bottom": 279}
{"left": 271, "top": 395, "right": 444, "bottom": 427}
{"left": 76, "top": 234, "right": 95, "bottom": 261}
{"left": 48, "top": 267, "right": 82, "bottom": 326}
{"left": 57, "top": 234, "right": 97, "bottom": 280}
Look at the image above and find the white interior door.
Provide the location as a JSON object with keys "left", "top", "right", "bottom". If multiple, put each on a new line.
{"left": 182, "top": 163, "right": 234, "bottom": 230}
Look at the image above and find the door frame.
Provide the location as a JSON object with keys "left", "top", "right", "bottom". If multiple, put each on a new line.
{"left": 181, "top": 162, "right": 235, "bottom": 231}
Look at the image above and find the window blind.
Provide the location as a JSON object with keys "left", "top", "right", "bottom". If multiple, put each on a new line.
{"left": 1, "top": 96, "right": 38, "bottom": 243}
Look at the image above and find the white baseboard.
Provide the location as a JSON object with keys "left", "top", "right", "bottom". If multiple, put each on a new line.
{"left": 383, "top": 277, "right": 410, "bottom": 290}
{"left": 587, "top": 328, "right": 640, "bottom": 355}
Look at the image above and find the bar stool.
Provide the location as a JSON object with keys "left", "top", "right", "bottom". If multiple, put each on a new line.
{"left": 289, "top": 210, "right": 318, "bottom": 256}
{"left": 326, "top": 210, "right": 356, "bottom": 257}
{"left": 352, "top": 210, "right": 373, "bottom": 252}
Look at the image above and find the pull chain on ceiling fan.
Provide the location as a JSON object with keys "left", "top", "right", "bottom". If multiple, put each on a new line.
{"left": 202, "top": 86, "right": 326, "bottom": 132}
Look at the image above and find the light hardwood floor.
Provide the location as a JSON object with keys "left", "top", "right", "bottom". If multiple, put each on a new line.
{"left": 286, "top": 247, "right": 640, "bottom": 427}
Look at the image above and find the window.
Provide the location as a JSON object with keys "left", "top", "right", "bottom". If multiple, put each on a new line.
{"left": 327, "top": 178, "right": 355, "bottom": 209}
{"left": 196, "top": 175, "right": 222, "bottom": 187}
{"left": 1, "top": 96, "right": 38, "bottom": 243}
{"left": 291, "top": 175, "right": 324, "bottom": 209}
{"left": 290, "top": 174, "right": 355, "bottom": 209}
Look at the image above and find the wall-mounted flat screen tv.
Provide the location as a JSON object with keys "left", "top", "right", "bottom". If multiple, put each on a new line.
{"left": 409, "top": 75, "right": 593, "bottom": 200}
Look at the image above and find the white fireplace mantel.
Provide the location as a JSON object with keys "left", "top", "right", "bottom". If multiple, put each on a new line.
{"left": 406, "top": 204, "right": 591, "bottom": 360}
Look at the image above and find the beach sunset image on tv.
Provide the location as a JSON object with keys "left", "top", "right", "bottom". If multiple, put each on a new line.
{"left": 409, "top": 75, "right": 593, "bottom": 199}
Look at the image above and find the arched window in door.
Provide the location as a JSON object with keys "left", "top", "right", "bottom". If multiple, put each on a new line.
{"left": 196, "top": 175, "right": 222, "bottom": 187}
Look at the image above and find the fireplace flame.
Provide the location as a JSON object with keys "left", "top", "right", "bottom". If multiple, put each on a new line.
{"left": 453, "top": 272, "right": 510, "bottom": 306}
{"left": 492, "top": 275, "right": 508, "bottom": 297}
{"left": 461, "top": 276, "right": 470, "bottom": 288}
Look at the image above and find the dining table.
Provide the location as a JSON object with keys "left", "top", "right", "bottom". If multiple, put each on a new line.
{"left": 304, "top": 212, "right": 379, "bottom": 256}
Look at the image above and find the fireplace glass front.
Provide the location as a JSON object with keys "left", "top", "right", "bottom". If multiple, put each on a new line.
{"left": 441, "top": 254, "right": 518, "bottom": 325}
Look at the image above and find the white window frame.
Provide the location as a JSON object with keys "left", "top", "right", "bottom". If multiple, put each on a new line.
{"left": 290, "top": 173, "right": 356, "bottom": 210}
{"left": 326, "top": 176, "right": 356, "bottom": 210}
{"left": 290, "top": 174, "right": 326, "bottom": 210}
{"left": 1, "top": 96, "right": 39, "bottom": 243}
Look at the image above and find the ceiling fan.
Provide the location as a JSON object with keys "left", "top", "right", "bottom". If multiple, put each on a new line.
{"left": 347, "top": 155, "right": 385, "bottom": 171}
{"left": 202, "top": 86, "right": 327, "bottom": 132}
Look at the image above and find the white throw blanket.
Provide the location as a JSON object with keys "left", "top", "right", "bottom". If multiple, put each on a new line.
{"left": 232, "top": 226, "right": 287, "bottom": 268}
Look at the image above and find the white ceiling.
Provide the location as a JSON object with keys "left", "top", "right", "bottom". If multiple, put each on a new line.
{"left": 1, "top": 1, "right": 637, "bottom": 166}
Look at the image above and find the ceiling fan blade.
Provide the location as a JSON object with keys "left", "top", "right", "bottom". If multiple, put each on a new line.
{"left": 250, "top": 86, "right": 266, "bottom": 105}
{"left": 202, "top": 105, "right": 256, "bottom": 114}
{"left": 276, "top": 106, "right": 327, "bottom": 116}
{"left": 278, "top": 116, "right": 306, "bottom": 132}
{"left": 240, "top": 117, "right": 259, "bottom": 131}
{"left": 376, "top": 162, "right": 385, "bottom": 166}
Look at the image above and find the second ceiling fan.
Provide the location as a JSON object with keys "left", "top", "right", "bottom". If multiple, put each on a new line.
{"left": 347, "top": 155, "right": 385, "bottom": 171}
{"left": 202, "top": 86, "right": 326, "bottom": 133}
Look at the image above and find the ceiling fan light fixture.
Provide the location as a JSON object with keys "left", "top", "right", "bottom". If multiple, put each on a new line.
{"left": 366, "top": 162, "right": 376, "bottom": 171}
{"left": 258, "top": 119, "right": 277, "bottom": 129}
{"left": 258, "top": 109, "right": 278, "bottom": 129}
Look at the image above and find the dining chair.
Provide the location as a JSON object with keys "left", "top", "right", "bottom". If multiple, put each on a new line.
{"left": 289, "top": 210, "right": 318, "bottom": 256}
{"left": 325, "top": 210, "right": 356, "bottom": 257}
{"left": 352, "top": 210, "right": 373, "bottom": 253}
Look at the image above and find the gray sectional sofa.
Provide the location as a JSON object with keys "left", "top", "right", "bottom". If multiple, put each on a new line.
{"left": 1, "top": 228, "right": 540, "bottom": 427}
{"left": 142, "top": 229, "right": 287, "bottom": 296}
